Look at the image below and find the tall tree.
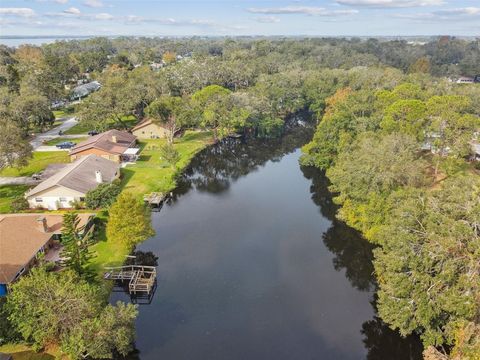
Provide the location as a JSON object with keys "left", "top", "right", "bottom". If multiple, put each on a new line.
{"left": 106, "top": 192, "right": 154, "bottom": 249}
{"left": 6, "top": 268, "right": 137, "bottom": 359}
{"left": 0, "top": 118, "right": 32, "bottom": 170}
{"left": 60, "top": 213, "right": 94, "bottom": 278}
{"left": 146, "top": 96, "right": 189, "bottom": 144}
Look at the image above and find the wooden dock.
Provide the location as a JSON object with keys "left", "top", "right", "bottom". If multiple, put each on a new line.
{"left": 143, "top": 192, "right": 166, "bottom": 206}
{"left": 104, "top": 265, "right": 157, "bottom": 294}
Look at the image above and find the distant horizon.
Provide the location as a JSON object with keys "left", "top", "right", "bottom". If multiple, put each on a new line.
{"left": 1, "top": 34, "right": 479, "bottom": 39}
{"left": 1, "top": 1, "right": 479, "bottom": 38}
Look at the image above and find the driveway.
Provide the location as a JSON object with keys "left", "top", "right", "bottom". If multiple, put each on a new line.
{"left": 0, "top": 176, "right": 39, "bottom": 185}
{"left": 30, "top": 117, "right": 82, "bottom": 150}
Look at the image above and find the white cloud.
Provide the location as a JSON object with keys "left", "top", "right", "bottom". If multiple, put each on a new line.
{"left": 94, "top": 12, "right": 113, "bottom": 20}
{"left": 395, "top": 7, "right": 480, "bottom": 21}
{"left": 63, "top": 7, "right": 81, "bottom": 15}
{"left": 83, "top": 0, "right": 103, "bottom": 8}
{"left": 336, "top": 0, "right": 444, "bottom": 8}
{"left": 254, "top": 16, "right": 281, "bottom": 23}
{"left": 55, "top": 0, "right": 69, "bottom": 4}
{"left": 0, "top": 8, "right": 35, "bottom": 17}
{"left": 437, "top": 7, "right": 480, "bottom": 16}
{"left": 247, "top": 6, "right": 358, "bottom": 16}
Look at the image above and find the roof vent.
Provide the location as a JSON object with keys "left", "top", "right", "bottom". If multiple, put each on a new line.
{"left": 95, "top": 170, "right": 103, "bottom": 183}
{"left": 112, "top": 135, "right": 117, "bottom": 143}
{"left": 36, "top": 216, "right": 49, "bottom": 233}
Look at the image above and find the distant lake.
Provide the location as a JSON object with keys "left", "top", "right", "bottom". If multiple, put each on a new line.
{"left": 111, "top": 127, "right": 424, "bottom": 360}
{"left": 0, "top": 36, "right": 93, "bottom": 47}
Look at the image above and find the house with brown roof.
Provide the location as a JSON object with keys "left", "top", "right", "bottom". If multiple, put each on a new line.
{"left": 0, "top": 213, "right": 94, "bottom": 293}
{"left": 70, "top": 129, "right": 138, "bottom": 163}
{"left": 25, "top": 154, "right": 120, "bottom": 210}
{"left": 131, "top": 119, "right": 176, "bottom": 139}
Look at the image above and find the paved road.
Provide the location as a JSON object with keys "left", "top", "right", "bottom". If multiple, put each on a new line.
{"left": 0, "top": 176, "right": 40, "bottom": 185}
{"left": 30, "top": 117, "right": 81, "bottom": 150}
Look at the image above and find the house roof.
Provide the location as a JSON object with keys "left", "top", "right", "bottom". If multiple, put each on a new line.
{"left": 72, "top": 81, "right": 101, "bottom": 97}
{"left": 70, "top": 129, "right": 136, "bottom": 156}
{"left": 131, "top": 118, "right": 167, "bottom": 132}
{"left": 0, "top": 213, "right": 94, "bottom": 284}
{"left": 26, "top": 154, "right": 120, "bottom": 197}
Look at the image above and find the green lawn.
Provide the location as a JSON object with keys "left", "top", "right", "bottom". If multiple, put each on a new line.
{"left": 0, "top": 185, "right": 30, "bottom": 213}
{"left": 43, "top": 137, "right": 88, "bottom": 146}
{"left": 53, "top": 105, "right": 76, "bottom": 120}
{"left": 0, "top": 152, "right": 70, "bottom": 177}
{"left": 0, "top": 344, "right": 56, "bottom": 359}
{"left": 121, "top": 131, "right": 213, "bottom": 197}
{"left": 88, "top": 131, "right": 212, "bottom": 278}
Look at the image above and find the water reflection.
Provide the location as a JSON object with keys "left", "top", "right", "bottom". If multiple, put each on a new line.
{"left": 173, "top": 127, "right": 314, "bottom": 199}
{"left": 113, "top": 127, "right": 422, "bottom": 360}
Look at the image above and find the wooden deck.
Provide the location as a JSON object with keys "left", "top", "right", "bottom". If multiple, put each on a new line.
{"left": 104, "top": 265, "right": 157, "bottom": 294}
{"left": 143, "top": 192, "right": 166, "bottom": 206}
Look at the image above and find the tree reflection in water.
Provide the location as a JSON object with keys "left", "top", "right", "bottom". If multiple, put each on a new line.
{"left": 170, "top": 128, "right": 423, "bottom": 359}
{"left": 123, "top": 127, "right": 423, "bottom": 359}
{"left": 301, "top": 164, "right": 423, "bottom": 359}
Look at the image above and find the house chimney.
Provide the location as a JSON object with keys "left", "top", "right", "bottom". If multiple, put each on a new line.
{"left": 112, "top": 135, "right": 117, "bottom": 143}
{"left": 36, "top": 216, "right": 49, "bottom": 233}
{"left": 95, "top": 170, "right": 103, "bottom": 183}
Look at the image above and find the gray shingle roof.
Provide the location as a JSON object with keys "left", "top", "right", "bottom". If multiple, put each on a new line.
{"left": 26, "top": 154, "right": 119, "bottom": 197}
{"left": 70, "top": 129, "right": 136, "bottom": 156}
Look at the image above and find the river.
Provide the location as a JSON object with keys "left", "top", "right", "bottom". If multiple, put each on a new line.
{"left": 111, "top": 127, "right": 423, "bottom": 360}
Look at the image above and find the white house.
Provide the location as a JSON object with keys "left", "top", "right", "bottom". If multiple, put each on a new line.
{"left": 25, "top": 155, "right": 120, "bottom": 210}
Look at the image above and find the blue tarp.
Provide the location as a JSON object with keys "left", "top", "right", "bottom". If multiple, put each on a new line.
{"left": 0, "top": 284, "right": 7, "bottom": 296}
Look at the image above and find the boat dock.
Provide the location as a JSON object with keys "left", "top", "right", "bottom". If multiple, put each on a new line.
{"left": 104, "top": 265, "right": 157, "bottom": 294}
{"left": 144, "top": 192, "right": 166, "bottom": 206}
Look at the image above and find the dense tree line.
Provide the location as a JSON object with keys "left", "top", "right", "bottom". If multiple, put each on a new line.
{"left": 1, "top": 36, "right": 479, "bottom": 169}
{"left": 301, "top": 77, "right": 480, "bottom": 359}
{"left": 1, "top": 36, "right": 479, "bottom": 358}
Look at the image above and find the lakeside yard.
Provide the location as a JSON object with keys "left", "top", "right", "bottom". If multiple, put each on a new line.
{"left": 0, "top": 152, "right": 70, "bottom": 177}
{"left": 121, "top": 131, "right": 213, "bottom": 197}
{"left": 88, "top": 130, "right": 213, "bottom": 277}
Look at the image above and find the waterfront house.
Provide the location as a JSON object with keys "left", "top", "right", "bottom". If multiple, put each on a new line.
{"left": 0, "top": 213, "right": 94, "bottom": 295}
{"left": 69, "top": 129, "right": 138, "bottom": 163}
{"left": 131, "top": 118, "right": 177, "bottom": 139}
{"left": 25, "top": 154, "right": 120, "bottom": 210}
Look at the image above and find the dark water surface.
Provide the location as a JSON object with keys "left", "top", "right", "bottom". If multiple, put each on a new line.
{"left": 112, "top": 129, "right": 423, "bottom": 360}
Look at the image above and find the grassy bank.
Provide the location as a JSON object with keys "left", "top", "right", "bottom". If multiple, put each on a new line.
{"left": 88, "top": 130, "right": 213, "bottom": 277}
{"left": 0, "top": 152, "right": 70, "bottom": 177}
{"left": 121, "top": 131, "right": 213, "bottom": 197}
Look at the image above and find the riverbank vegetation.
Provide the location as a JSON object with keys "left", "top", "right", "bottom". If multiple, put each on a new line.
{"left": 1, "top": 36, "right": 480, "bottom": 358}
{"left": 301, "top": 80, "right": 480, "bottom": 358}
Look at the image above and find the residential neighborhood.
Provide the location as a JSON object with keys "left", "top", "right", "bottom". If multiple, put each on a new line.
{"left": 0, "top": 25, "right": 479, "bottom": 360}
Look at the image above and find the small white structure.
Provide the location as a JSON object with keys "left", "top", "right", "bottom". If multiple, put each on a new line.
{"left": 25, "top": 155, "right": 119, "bottom": 210}
{"left": 456, "top": 76, "right": 474, "bottom": 84}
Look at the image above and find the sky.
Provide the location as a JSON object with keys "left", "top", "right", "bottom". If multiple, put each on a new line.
{"left": 0, "top": 0, "right": 479, "bottom": 37}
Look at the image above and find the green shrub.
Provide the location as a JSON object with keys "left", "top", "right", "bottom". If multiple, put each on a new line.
{"left": 85, "top": 181, "right": 121, "bottom": 209}
{"left": 10, "top": 196, "right": 29, "bottom": 212}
